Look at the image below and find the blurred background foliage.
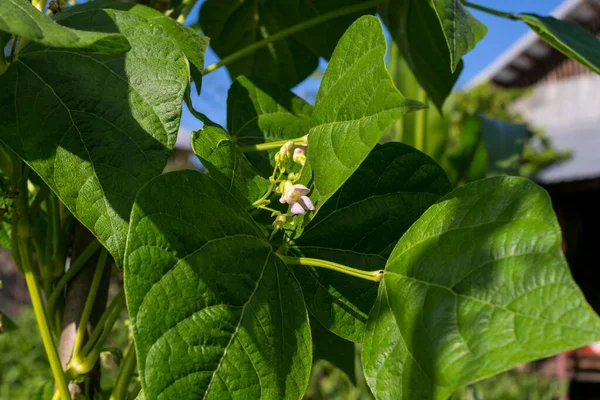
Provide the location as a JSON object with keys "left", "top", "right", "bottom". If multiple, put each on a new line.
{"left": 384, "top": 44, "right": 571, "bottom": 187}
{"left": 0, "top": 306, "right": 131, "bottom": 399}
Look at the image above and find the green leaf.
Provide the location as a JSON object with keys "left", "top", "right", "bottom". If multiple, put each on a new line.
{"left": 519, "top": 14, "right": 600, "bottom": 75}
{"left": 311, "top": 318, "right": 356, "bottom": 384}
{"left": 480, "top": 115, "right": 527, "bottom": 177}
{"left": 59, "top": 1, "right": 209, "bottom": 94}
{"left": 445, "top": 115, "right": 487, "bottom": 186}
{"left": 125, "top": 170, "right": 311, "bottom": 400}
{"left": 228, "top": 76, "right": 312, "bottom": 177}
{"left": 308, "top": 16, "right": 424, "bottom": 207}
{"left": 431, "top": 0, "right": 487, "bottom": 72}
{"left": 363, "top": 176, "right": 600, "bottom": 400}
{"left": 192, "top": 116, "right": 269, "bottom": 207}
{"left": 0, "top": 8, "right": 188, "bottom": 265}
{"left": 199, "top": 0, "right": 376, "bottom": 88}
{"left": 0, "top": 0, "right": 129, "bottom": 54}
{"left": 294, "top": 143, "right": 452, "bottom": 342}
{"left": 381, "top": 0, "right": 463, "bottom": 110}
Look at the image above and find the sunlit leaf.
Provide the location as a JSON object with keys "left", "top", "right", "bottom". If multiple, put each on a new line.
{"left": 363, "top": 176, "right": 600, "bottom": 399}
{"left": 0, "top": 0, "right": 129, "bottom": 54}
{"left": 0, "top": 7, "right": 188, "bottom": 264}
{"left": 125, "top": 170, "right": 311, "bottom": 399}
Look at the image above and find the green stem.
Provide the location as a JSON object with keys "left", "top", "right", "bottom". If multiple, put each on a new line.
{"left": 278, "top": 255, "right": 384, "bottom": 282}
{"left": 68, "top": 290, "right": 125, "bottom": 378}
{"left": 203, "top": 0, "right": 385, "bottom": 75}
{"left": 13, "top": 171, "right": 70, "bottom": 399}
{"left": 47, "top": 240, "right": 102, "bottom": 329}
{"left": 461, "top": 1, "right": 518, "bottom": 20}
{"left": 80, "top": 290, "right": 126, "bottom": 357}
{"left": 240, "top": 135, "right": 308, "bottom": 153}
{"left": 176, "top": 0, "right": 199, "bottom": 23}
{"left": 71, "top": 248, "right": 108, "bottom": 357}
{"left": 109, "top": 342, "right": 137, "bottom": 400}
{"left": 414, "top": 89, "right": 428, "bottom": 152}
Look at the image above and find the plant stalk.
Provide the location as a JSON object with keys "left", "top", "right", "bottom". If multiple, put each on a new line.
{"left": 81, "top": 290, "right": 126, "bottom": 357}
{"left": 72, "top": 248, "right": 108, "bottom": 357}
{"left": 109, "top": 342, "right": 137, "bottom": 400}
{"left": 240, "top": 135, "right": 308, "bottom": 153}
{"left": 278, "top": 255, "right": 384, "bottom": 282}
{"left": 414, "top": 89, "right": 428, "bottom": 152}
{"left": 461, "top": 1, "right": 518, "bottom": 20}
{"left": 12, "top": 166, "right": 70, "bottom": 399}
{"left": 47, "top": 239, "right": 102, "bottom": 330}
{"left": 203, "top": 0, "right": 385, "bottom": 75}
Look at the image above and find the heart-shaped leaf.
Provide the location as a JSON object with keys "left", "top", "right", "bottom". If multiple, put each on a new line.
{"left": 199, "top": 0, "right": 376, "bottom": 88}
{"left": 519, "top": 14, "right": 600, "bottom": 75}
{"left": 228, "top": 77, "right": 312, "bottom": 177}
{"left": 363, "top": 176, "right": 600, "bottom": 399}
{"left": 59, "top": 1, "right": 209, "bottom": 93}
{"left": 192, "top": 116, "right": 269, "bottom": 207}
{"left": 0, "top": 8, "right": 189, "bottom": 265}
{"left": 125, "top": 170, "right": 311, "bottom": 400}
{"left": 294, "top": 143, "right": 452, "bottom": 342}
{"left": 0, "top": 0, "right": 129, "bottom": 54}
{"left": 431, "top": 0, "right": 487, "bottom": 72}
{"left": 308, "top": 16, "right": 424, "bottom": 207}
{"left": 381, "top": 0, "right": 463, "bottom": 110}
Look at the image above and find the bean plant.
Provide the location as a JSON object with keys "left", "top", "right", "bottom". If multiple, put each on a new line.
{"left": 1, "top": 0, "right": 600, "bottom": 399}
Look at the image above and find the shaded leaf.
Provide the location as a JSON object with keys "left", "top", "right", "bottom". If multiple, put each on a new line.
{"left": 0, "top": 0, "right": 129, "bottom": 54}
{"left": 60, "top": 1, "right": 209, "bottom": 93}
{"left": 125, "top": 170, "right": 311, "bottom": 400}
{"left": 0, "top": 8, "right": 188, "bottom": 265}
{"left": 191, "top": 116, "right": 269, "bottom": 207}
{"left": 363, "top": 176, "right": 600, "bottom": 399}
{"left": 519, "top": 14, "right": 600, "bottom": 75}
{"left": 199, "top": 0, "right": 376, "bottom": 88}
{"left": 480, "top": 115, "right": 527, "bottom": 177}
{"left": 308, "top": 16, "right": 424, "bottom": 207}
{"left": 431, "top": 0, "right": 487, "bottom": 72}
{"left": 381, "top": 0, "right": 463, "bottom": 110}
{"left": 294, "top": 143, "right": 452, "bottom": 342}
{"left": 228, "top": 76, "right": 312, "bottom": 177}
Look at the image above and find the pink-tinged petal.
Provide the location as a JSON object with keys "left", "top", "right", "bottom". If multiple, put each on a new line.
{"left": 279, "top": 196, "right": 287, "bottom": 204}
{"left": 292, "top": 184, "right": 310, "bottom": 196}
{"left": 300, "top": 195, "right": 315, "bottom": 211}
{"left": 290, "top": 201, "right": 306, "bottom": 215}
{"left": 294, "top": 145, "right": 307, "bottom": 158}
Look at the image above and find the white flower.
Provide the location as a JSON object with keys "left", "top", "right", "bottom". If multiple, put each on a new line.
{"left": 278, "top": 181, "right": 315, "bottom": 215}
{"left": 293, "top": 144, "right": 307, "bottom": 166}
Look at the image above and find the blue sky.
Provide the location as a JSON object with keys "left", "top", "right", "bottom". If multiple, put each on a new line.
{"left": 180, "top": 0, "right": 565, "bottom": 134}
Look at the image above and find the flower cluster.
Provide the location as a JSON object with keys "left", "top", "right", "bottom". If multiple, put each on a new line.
{"left": 252, "top": 138, "right": 313, "bottom": 237}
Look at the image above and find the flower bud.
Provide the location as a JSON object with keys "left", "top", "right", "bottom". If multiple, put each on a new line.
{"left": 278, "top": 141, "right": 295, "bottom": 164}
{"left": 293, "top": 145, "right": 307, "bottom": 166}
{"left": 273, "top": 215, "right": 287, "bottom": 230}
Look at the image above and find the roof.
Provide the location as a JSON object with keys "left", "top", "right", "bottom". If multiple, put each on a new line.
{"left": 512, "top": 74, "right": 600, "bottom": 184}
{"left": 466, "top": 0, "right": 600, "bottom": 88}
